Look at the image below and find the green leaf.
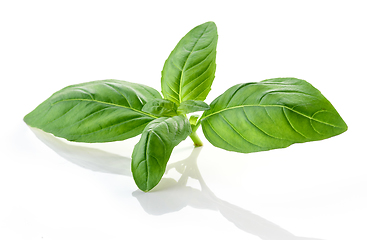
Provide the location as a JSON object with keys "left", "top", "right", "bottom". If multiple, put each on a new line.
{"left": 142, "top": 99, "right": 177, "bottom": 117}
{"left": 24, "top": 79, "right": 162, "bottom": 143}
{"left": 161, "top": 21, "right": 218, "bottom": 105}
{"left": 131, "top": 115, "right": 192, "bottom": 192}
{"left": 201, "top": 78, "right": 348, "bottom": 153}
{"left": 189, "top": 114, "right": 200, "bottom": 126}
{"left": 189, "top": 114, "right": 201, "bottom": 133}
{"left": 177, "top": 100, "right": 210, "bottom": 114}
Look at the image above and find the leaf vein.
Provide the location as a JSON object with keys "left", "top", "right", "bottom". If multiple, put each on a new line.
{"left": 219, "top": 113, "right": 263, "bottom": 148}
{"left": 73, "top": 87, "right": 94, "bottom": 100}
{"left": 203, "top": 105, "right": 341, "bottom": 128}
{"left": 63, "top": 116, "right": 152, "bottom": 139}
{"left": 178, "top": 24, "right": 210, "bottom": 103}
{"left": 171, "top": 60, "right": 183, "bottom": 71}
{"left": 192, "top": 37, "right": 215, "bottom": 52}
{"left": 182, "top": 75, "right": 212, "bottom": 100}
{"left": 282, "top": 108, "right": 309, "bottom": 139}
{"left": 259, "top": 90, "right": 319, "bottom": 103}
{"left": 206, "top": 118, "right": 241, "bottom": 151}
{"left": 241, "top": 107, "right": 285, "bottom": 140}
{"left": 51, "top": 98, "right": 157, "bottom": 119}
{"left": 183, "top": 47, "right": 215, "bottom": 73}
{"left": 104, "top": 82, "right": 132, "bottom": 108}
{"left": 181, "top": 60, "right": 214, "bottom": 89}
{"left": 46, "top": 102, "right": 81, "bottom": 126}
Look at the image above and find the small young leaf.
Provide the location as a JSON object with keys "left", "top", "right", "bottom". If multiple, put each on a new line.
{"left": 142, "top": 99, "right": 177, "bottom": 117}
{"left": 189, "top": 114, "right": 200, "bottom": 126}
{"left": 24, "top": 80, "right": 161, "bottom": 143}
{"left": 201, "top": 78, "right": 348, "bottom": 153}
{"left": 131, "top": 115, "right": 192, "bottom": 192}
{"left": 161, "top": 21, "right": 218, "bottom": 104}
{"left": 177, "top": 100, "right": 210, "bottom": 114}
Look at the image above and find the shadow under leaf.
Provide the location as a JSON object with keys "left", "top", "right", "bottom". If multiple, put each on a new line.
{"left": 29, "top": 127, "right": 325, "bottom": 240}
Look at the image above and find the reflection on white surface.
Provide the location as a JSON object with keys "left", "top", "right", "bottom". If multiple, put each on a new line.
{"left": 31, "top": 128, "right": 324, "bottom": 240}
{"left": 31, "top": 127, "right": 131, "bottom": 176}
{"left": 134, "top": 148, "right": 325, "bottom": 240}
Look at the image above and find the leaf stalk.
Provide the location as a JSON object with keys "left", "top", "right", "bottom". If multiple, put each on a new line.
{"left": 189, "top": 117, "right": 203, "bottom": 146}
{"left": 189, "top": 131, "right": 203, "bottom": 147}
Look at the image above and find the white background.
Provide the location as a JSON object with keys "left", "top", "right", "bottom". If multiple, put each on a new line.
{"left": 1, "top": 1, "right": 366, "bottom": 239}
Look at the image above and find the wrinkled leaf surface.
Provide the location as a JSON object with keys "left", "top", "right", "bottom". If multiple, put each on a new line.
{"left": 161, "top": 21, "right": 218, "bottom": 104}
{"left": 201, "top": 78, "right": 348, "bottom": 153}
{"left": 131, "top": 115, "right": 191, "bottom": 192}
{"left": 24, "top": 80, "right": 161, "bottom": 142}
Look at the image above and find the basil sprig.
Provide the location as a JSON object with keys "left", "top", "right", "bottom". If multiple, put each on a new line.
{"left": 24, "top": 22, "right": 347, "bottom": 192}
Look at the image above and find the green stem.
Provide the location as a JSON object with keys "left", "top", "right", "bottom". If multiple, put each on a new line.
{"left": 189, "top": 131, "right": 203, "bottom": 147}
{"left": 188, "top": 115, "right": 203, "bottom": 147}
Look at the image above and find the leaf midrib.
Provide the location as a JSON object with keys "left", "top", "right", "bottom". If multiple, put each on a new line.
{"left": 178, "top": 24, "right": 209, "bottom": 103}
{"left": 52, "top": 98, "right": 158, "bottom": 119}
{"left": 201, "top": 104, "right": 342, "bottom": 128}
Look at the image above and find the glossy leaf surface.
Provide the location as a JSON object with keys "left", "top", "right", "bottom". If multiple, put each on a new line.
{"left": 161, "top": 21, "right": 218, "bottom": 104}
{"left": 24, "top": 80, "right": 161, "bottom": 142}
{"left": 142, "top": 99, "right": 177, "bottom": 117}
{"left": 177, "top": 100, "right": 210, "bottom": 114}
{"left": 201, "top": 78, "right": 348, "bottom": 153}
{"left": 131, "top": 115, "right": 192, "bottom": 192}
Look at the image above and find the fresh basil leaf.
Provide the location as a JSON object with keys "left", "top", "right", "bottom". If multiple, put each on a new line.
{"left": 131, "top": 115, "right": 192, "bottom": 192}
{"left": 24, "top": 79, "right": 161, "bottom": 143}
{"left": 201, "top": 78, "right": 348, "bottom": 153}
{"left": 142, "top": 99, "right": 177, "bottom": 117}
{"left": 189, "top": 114, "right": 201, "bottom": 135}
{"left": 177, "top": 100, "right": 210, "bottom": 114}
{"left": 161, "top": 21, "right": 218, "bottom": 105}
{"left": 189, "top": 114, "right": 200, "bottom": 126}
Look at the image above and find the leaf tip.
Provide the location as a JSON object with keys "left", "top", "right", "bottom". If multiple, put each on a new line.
{"left": 341, "top": 119, "right": 348, "bottom": 133}
{"left": 23, "top": 111, "right": 34, "bottom": 126}
{"left": 135, "top": 179, "right": 156, "bottom": 193}
{"left": 204, "top": 21, "right": 216, "bottom": 25}
{"left": 196, "top": 21, "right": 217, "bottom": 33}
{"left": 138, "top": 185, "right": 150, "bottom": 193}
{"left": 23, "top": 113, "right": 29, "bottom": 124}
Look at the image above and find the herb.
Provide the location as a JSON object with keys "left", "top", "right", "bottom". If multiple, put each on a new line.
{"left": 24, "top": 22, "right": 348, "bottom": 192}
